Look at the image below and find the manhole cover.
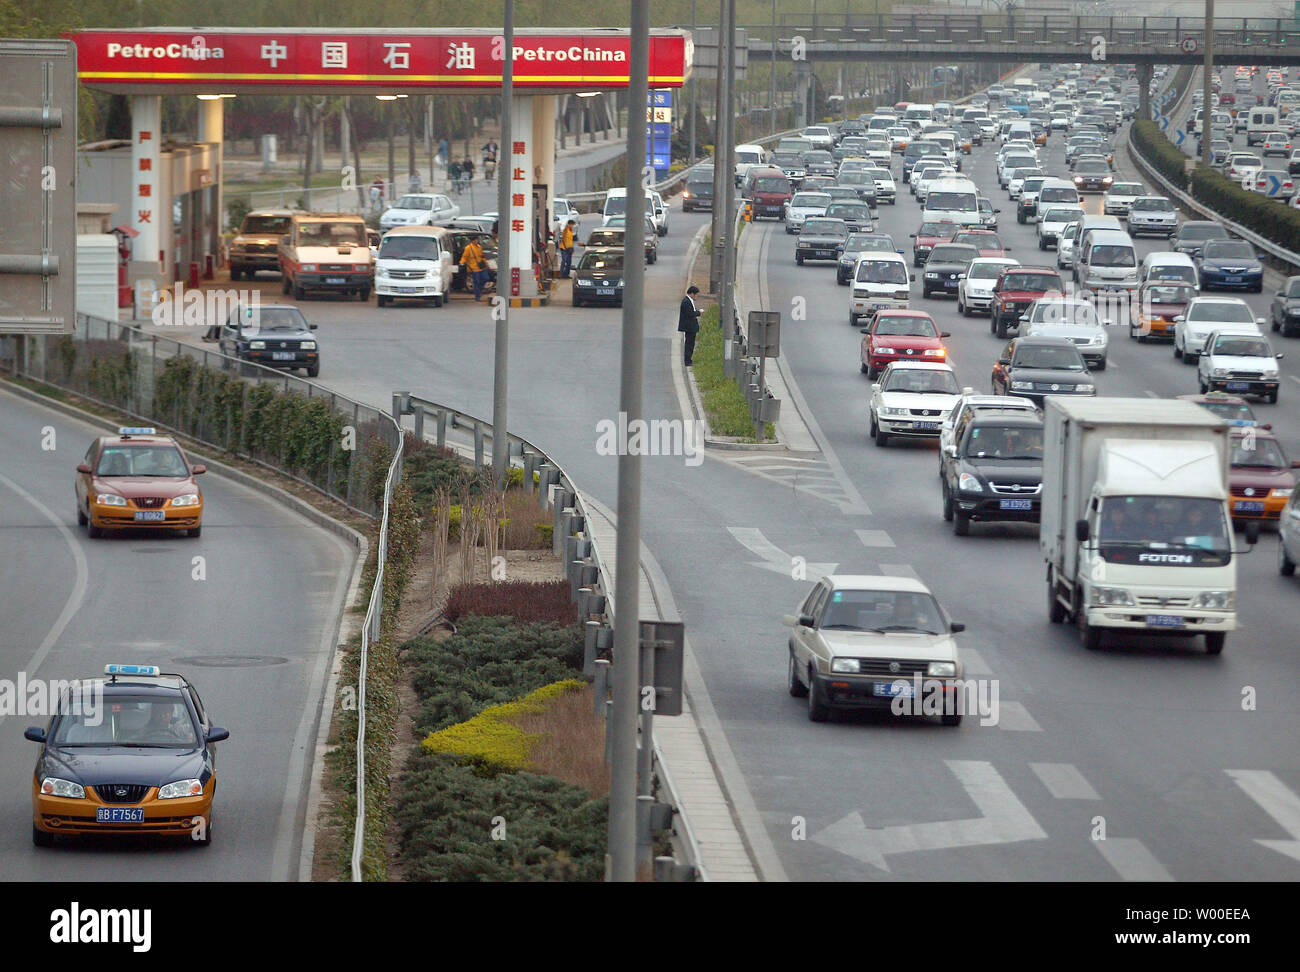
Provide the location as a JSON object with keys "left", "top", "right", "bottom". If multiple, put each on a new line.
{"left": 173, "top": 655, "right": 289, "bottom": 668}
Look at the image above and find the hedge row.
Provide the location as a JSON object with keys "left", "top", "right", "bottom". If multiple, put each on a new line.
{"left": 1189, "top": 165, "right": 1300, "bottom": 256}
{"left": 1131, "top": 120, "right": 1188, "bottom": 191}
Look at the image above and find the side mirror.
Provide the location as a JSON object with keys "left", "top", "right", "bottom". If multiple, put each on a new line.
{"left": 1278, "top": 352, "right": 1286, "bottom": 360}
{"left": 76, "top": 463, "right": 91, "bottom": 474}
{"left": 1075, "top": 518, "right": 1090, "bottom": 542}
{"left": 910, "top": 274, "right": 917, "bottom": 282}
{"left": 994, "top": 208, "right": 1002, "bottom": 213}
{"left": 859, "top": 328, "right": 870, "bottom": 334}
{"left": 309, "top": 323, "right": 318, "bottom": 330}
{"left": 206, "top": 727, "right": 231, "bottom": 744}
{"left": 950, "top": 622, "right": 967, "bottom": 633}
{"left": 1276, "top": 290, "right": 1285, "bottom": 297}
{"left": 1258, "top": 317, "right": 1267, "bottom": 325}
{"left": 24, "top": 727, "right": 46, "bottom": 743}
{"left": 191, "top": 464, "right": 207, "bottom": 475}
{"left": 1173, "top": 315, "right": 1185, "bottom": 323}
{"left": 871, "top": 383, "right": 881, "bottom": 393}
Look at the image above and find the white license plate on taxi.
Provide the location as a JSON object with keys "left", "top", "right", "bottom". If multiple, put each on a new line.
{"left": 872, "top": 681, "right": 915, "bottom": 698}
{"left": 97, "top": 807, "right": 144, "bottom": 822}
{"left": 133, "top": 511, "right": 165, "bottom": 522}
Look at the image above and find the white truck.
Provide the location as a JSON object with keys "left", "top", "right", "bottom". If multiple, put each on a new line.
{"left": 1041, "top": 398, "right": 1256, "bottom": 654}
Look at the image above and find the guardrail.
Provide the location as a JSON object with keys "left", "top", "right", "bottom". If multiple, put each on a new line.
{"left": 1127, "top": 72, "right": 1300, "bottom": 275}
{"left": 391, "top": 393, "right": 705, "bottom": 881}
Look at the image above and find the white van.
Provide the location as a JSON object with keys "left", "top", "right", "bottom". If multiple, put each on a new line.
{"left": 922, "top": 177, "right": 982, "bottom": 227}
{"left": 849, "top": 250, "right": 914, "bottom": 325}
{"left": 1067, "top": 214, "right": 1124, "bottom": 282}
{"left": 1246, "top": 107, "right": 1283, "bottom": 146}
{"left": 1079, "top": 229, "right": 1139, "bottom": 293}
{"left": 602, "top": 187, "right": 628, "bottom": 226}
{"left": 375, "top": 225, "right": 455, "bottom": 308}
{"left": 734, "top": 144, "right": 767, "bottom": 186}
{"left": 1140, "top": 251, "right": 1200, "bottom": 290}
{"left": 1035, "top": 177, "right": 1081, "bottom": 219}
{"left": 903, "top": 103, "right": 935, "bottom": 128}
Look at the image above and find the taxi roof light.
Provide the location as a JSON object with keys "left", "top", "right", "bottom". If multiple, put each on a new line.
{"left": 117, "top": 427, "right": 156, "bottom": 437}
{"left": 105, "top": 664, "right": 161, "bottom": 678}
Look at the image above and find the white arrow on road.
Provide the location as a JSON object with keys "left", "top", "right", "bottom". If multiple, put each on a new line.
{"left": 727, "top": 526, "right": 837, "bottom": 579}
{"left": 1226, "top": 769, "right": 1300, "bottom": 864}
{"left": 812, "top": 760, "right": 1047, "bottom": 872}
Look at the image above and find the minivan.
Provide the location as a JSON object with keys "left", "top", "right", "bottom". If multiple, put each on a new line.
{"left": 1140, "top": 251, "right": 1200, "bottom": 290}
{"left": 1035, "top": 178, "right": 1081, "bottom": 218}
{"left": 682, "top": 166, "right": 715, "bottom": 212}
{"left": 1066, "top": 215, "right": 1124, "bottom": 281}
{"left": 602, "top": 187, "right": 628, "bottom": 226}
{"left": 743, "top": 166, "right": 794, "bottom": 219}
{"left": 903, "top": 103, "right": 935, "bottom": 128}
{"left": 1247, "top": 107, "right": 1283, "bottom": 146}
{"left": 734, "top": 144, "right": 767, "bottom": 186}
{"left": 849, "top": 250, "right": 915, "bottom": 325}
{"left": 922, "top": 177, "right": 982, "bottom": 227}
{"left": 278, "top": 212, "right": 373, "bottom": 301}
{"left": 1078, "top": 229, "right": 1139, "bottom": 293}
{"left": 375, "top": 225, "right": 454, "bottom": 308}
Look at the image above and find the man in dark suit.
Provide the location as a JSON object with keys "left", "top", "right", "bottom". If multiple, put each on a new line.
{"left": 678, "top": 285, "right": 702, "bottom": 366}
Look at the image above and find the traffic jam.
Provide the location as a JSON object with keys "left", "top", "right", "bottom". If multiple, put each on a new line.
{"left": 740, "top": 63, "right": 1300, "bottom": 723}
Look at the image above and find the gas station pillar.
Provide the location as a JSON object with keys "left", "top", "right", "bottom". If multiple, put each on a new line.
{"left": 532, "top": 95, "right": 557, "bottom": 262}
{"left": 130, "top": 95, "right": 163, "bottom": 285}
{"left": 506, "top": 94, "right": 536, "bottom": 302}
{"left": 197, "top": 96, "right": 225, "bottom": 270}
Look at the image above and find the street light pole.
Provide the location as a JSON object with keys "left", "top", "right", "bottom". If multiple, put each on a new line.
{"left": 607, "top": 0, "right": 650, "bottom": 884}
{"left": 690, "top": 0, "right": 697, "bottom": 163}
{"left": 492, "top": 1, "right": 513, "bottom": 489}
{"left": 1202, "top": 0, "right": 1214, "bottom": 169}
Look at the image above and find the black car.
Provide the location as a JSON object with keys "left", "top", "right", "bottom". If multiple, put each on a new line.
{"left": 796, "top": 217, "right": 849, "bottom": 265}
{"left": 824, "top": 202, "right": 872, "bottom": 233}
{"left": 991, "top": 336, "right": 1097, "bottom": 404}
{"left": 803, "top": 150, "right": 836, "bottom": 177}
{"left": 682, "top": 167, "right": 714, "bottom": 212}
{"left": 921, "top": 243, "right": 979, "bottom": 299}
{"left": 218, "top": 303, "right": 320, "bottom": 377}
{"left": 1172, "top": 220, "right": 1231, "bottom": 260}
{"left": 902, "top": 141, "right": 945, "bottom": 182}
{"left": 571, "top": 246, "right": 625, "bottom": 307}
{"left": 771, "top": 151, "right": 805, "bottom": 186}
{"left": 1072, "top": 159, "right": 1113, "bottom": 192}
{"left": 1270, "top": 275, "right": 1300, "bottom": 336}
{"left": 834, "top": 169, "right": 878, "bottom": 206}
{"left": 940, "top": 411, "right": 1046, "bottom": 535}
{"left": 837, "top": 233, "right": 898, "bottom": 285}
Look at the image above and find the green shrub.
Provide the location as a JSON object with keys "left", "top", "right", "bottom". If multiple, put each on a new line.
{"left": 1131, "top": 119, "right": 1189, "bottom": 191}
{"left": 692, "top": 305, "right": 775, "bottom": 441}
{"left": 1189, "top": 164, "right": 1300, "bottom": 255}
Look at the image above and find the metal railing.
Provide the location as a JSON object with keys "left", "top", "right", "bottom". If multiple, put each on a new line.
{"left": 394, "top": 392, "right": 704, "bottom": 881}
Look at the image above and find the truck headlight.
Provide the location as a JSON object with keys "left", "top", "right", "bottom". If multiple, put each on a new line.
{"left": 927, "top": 661, "right": 958, "bottom": 677}
{"left": 40, "top": 778, "right": 85, "bottom": 798}
{"left": 1092, "top": 586, "right": 1135, "bottom": 606}
{"left": 170, "top": 493, "right": 200, "bottom": 507}
{"left": 830, "top": 657, "right": 861, "bottom": 673}
{"left": 958, "top": 473, "right": 983, "bottom": 492}
{"left": 158, "top": 779, "right": 204, "bottom": 799}
{"left": 1193, "top": 591, "right": 1234, "bottom": 610}
{"left": 96, "top": 493, "right": 128, "bottom": 506}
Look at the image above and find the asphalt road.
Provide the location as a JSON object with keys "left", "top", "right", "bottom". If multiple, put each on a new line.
{"left": 0, "top": 386, "right": 356, "bottom": 880}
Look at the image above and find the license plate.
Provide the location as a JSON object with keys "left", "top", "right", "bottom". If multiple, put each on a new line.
{"left": 1225, "top": 275, "right": 1242, "bottom": 283}
{"left": 325, "top": 276, "right": 345, "bottom": 284}
{"left": 1000, "top": 499, "right": 1033, "bottom": 510}
{"left": 597, "top": 288, "right": 615, "bottom": 295}
{"left": 396, "top": 287, "right": 418, "bottom": 294}
{"left": 1234, "top": 500, "right": 1265, "bottom": 513}
{"left": 914, "top": 421, "right": 940, "bottom": 431}
{"left": 97, "top": 807, "right": 144, "bottom": 823}
{"left": 872, "top": 302, "right": 892, "bottom": 309}
{"left": 133, "top": 510, "right": 165, "bottom": 522}
{"left": 1226, "top": 381, "right": 1250, "bottom": 390}
{"left": 1145, "top": 614, "right": 1186, "bottom": 628}
{"left": 272, "top": 351, "right": 296, "bottom": 361}
{"left": 816, "top": 251, "right": 833, "bottom": 257}
{"left": 872, "top": 681, "right": 915, "bottom": 698}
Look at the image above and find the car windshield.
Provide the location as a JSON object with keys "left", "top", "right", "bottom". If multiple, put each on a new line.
{"left": 1006, "top": 156, "right": 1036, "bottom": 169}
{"left": 1004, "top": 273, "right": 1062, "bottom": 291}
{"left": 1213, "top": 336, "right": 1271, "bottom": 356}
{"left": 95, "top": 444, "right": 188, "bottom": 477}
{"left": 586, "top": 231, "right": 622, "bottom": 246}
{"left": 238, "top": 306, "right": 308, "bottom": 332}
{"left": 803, "top": 218, "right": 847, "bottom": 236}
{"left": 1076, "top": 161, "right": 1109, "bottom": 173}
{"left": 604, "top": 196, "right": 627, "bottom": 216}
{"left": 242, "top": 215, "right": 291, "bottom": 234}
{"left": 1030, "top": 300, "right": 1099, "bottom": 325}
{"left": 928, "top": 245, "right": 978, "bottom": 264}
{"left": 1198, "top": 399, "right": 1256, "bottom": 423}
{"left": 1188, "top": 301, "right": 1255, "bottom": 323}
{"left": 1110, "top": 184, "right": 1143, "bottom": 195}
{"left": 49, "top": 696, "right": 200, "bottom": 749}
{"left": 883, "top": 368, "right": 960, "bottom": 394}
{"left": 1203, "top": 241, "right": 1256, "bottom": 260}
{"left": 1090, "top": 244, "right": 1136, "bottom": 267}
{"left": 824, "top": 205, "right": 867, "bottom": 222}
{"left": 1230, "top": 155, "right": 1261, "bottom": 167}
{"left": 847, "top": 235, "right": 893, "bottom": 251}
{"left": 1044, "top": 208, "right": 1084, "bottom": 223}
{"left": 927, "top": 191, "right": 978, "bottom": 212}
{"left": 1013, "top": 345, "right": 1085, "bottom": 370}
{"left": 395, "top": 195, "right": 434, "bottom": 210}
{"left": 819, "top": 589, "right": 946, "bottom": 634}
{"left": 1131, "top": 198, "right": 1173, "bottom": 212}
{"left": 754, "top": 177, "right": 789, "bottom": 192}
{"left": 1231, "top": 438, "right": 1287, "bottom": 469}
{"left": 298, "top": 221, "right": 365, "bottom": 246}
{"left": 968, "top": 262, "right": 1011, "bottom": 279}
{"left": 839, "top": 172, "right": 872, "bottom": 186}
{"left": 918, "top": 221, "right": 957, "bottom": 237}
{"left": 1284, "top": 279, "right": 1300, "bottom": 298}
{"left": 805, "top": 151, "right": 833, "bottom": 163}
{"left": 963, "top": 424, "right": 1045, "bottom": 460}
{"left": 875, "top": 315, "right": 938, "bottom": 337}
{"left": 791, "top": 193, "right": 830, "bottom": 208}
{"left": 579, "top": 251, "right": 623, "bottom": 271}
{"left": 1145, "top": 283, "right": 1195, "bottom": 303}
{"left": 1040, "top": 188, "right": 1078, "bottom": 202}
{"left": 379, "top": 236, "right": 440, "bottom": 260}
{"left": 856, "top": 259, "right": 908, "bottom": 284}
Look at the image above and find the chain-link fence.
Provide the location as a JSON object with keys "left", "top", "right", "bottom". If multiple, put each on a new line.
{"left": 12, "top": 313, "right": 399, "bottom": 518}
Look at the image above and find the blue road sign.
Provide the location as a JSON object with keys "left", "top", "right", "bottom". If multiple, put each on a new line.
{"left": 1176, "top": 129, "right": 1185, "bottom": 147}
{"left": 1268, "top": 173, "right": 1284, "bottom": 195}
{"left": 1158, "top": 114, "right": 1169, "bottom": 131}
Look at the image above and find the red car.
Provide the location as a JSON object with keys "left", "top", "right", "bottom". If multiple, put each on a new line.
{"left": 952, "top": 229, "right": 1010, "bottom": 258}
{"left": 989, "top": 266, "right": 1065, "bottom": 339}
{"left": 1131, "top": 281, "right": 1196, "bottom": 341}
{"left": 1228, "top": 428, "right": 1300, "bottom": 522}
{"left": 910, "top": 219, "right": 959, "bottom": 267}
{"left": 858, "top": 309, "right": 950, "bottom": 378}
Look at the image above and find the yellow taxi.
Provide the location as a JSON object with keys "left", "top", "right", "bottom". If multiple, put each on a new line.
{"left": 75, "top": 428, "right": 205, "bottom": 538}
{"left": 26, "top": 665, "right": 229, "bottom": 847}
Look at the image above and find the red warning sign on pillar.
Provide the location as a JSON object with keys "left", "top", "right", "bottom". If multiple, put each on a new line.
{"left": 511, "top": 267, "right": 521, "bottom": 297}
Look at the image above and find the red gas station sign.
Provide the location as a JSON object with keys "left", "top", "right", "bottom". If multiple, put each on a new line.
{"left": 70, "top": 29, "right": 690, "bottom": 92}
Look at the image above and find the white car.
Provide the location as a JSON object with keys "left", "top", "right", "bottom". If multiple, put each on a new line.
{"left": 958, "top": 257, "right": 1020, "bottom": 317}
{"left": 1174, "top": 296, "right": 1266, "bottom": 364}
{"left": 783, "top": 192, "right": 832, "bottom": 234}
{"left": 1197, "top": 330, "right": 1284, "bottom": 401}
{"left": 1102, "top": 182, "right": 1145, "bottom": 216}
{"left": 938, "top": 390, "right": 1039, "bottom": 467}
{"left": 869, "top": 360, "right": 962, "bottom": 448}
{"left": 551, "top": 198, "right": 581, "bottom": 238}
{"left": 1126, "top": 196, "right": 1178, "bottom": 238}
{"left": 1056, "top": 221, "right": 1081, "bottom": 269}
{"left": 1037, "top": 206, "right": 1084, "bottom": 250}
{"left": 998, "top": 154, "right": 1038, "bottom": 188}
{"left": 1007, "top": 168, "right": 1043, "bottom": 200}
{"left": 802, "top": 126, "right": 834, "bottom": 150}
{"left": 1226, "top": 153, "right": 1264, "bottom": 184}
{"left": 861, "top": 138, "right": 893, "bottom": 165}
{"left": 1021, "top": 297, "right": 1111, "bottom": 369}
{"left": 648, "top": 189, "right": 669, "bottom": 236}
{"left": 379, "top": 193, "right": 460, "bottom": 230}
{"left": 783, "top": 574, "right": 966, "bottom": 725}
{"left": 913, "top": 165, "right": 956, "bottom": 202}
{"left": 864, "top": 166, "right": 897, "bottom": 204}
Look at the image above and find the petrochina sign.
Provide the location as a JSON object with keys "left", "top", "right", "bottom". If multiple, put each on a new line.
{"left": 72, "top": 30, "right": 690, "bottom": 89}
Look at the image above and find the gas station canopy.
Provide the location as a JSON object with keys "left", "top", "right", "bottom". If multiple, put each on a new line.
{"left": 70, "top": 27, "right": 693, "bottom": 95}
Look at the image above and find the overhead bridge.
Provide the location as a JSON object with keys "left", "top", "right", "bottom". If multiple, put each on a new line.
{"left": 743, "top": 15, "right": 1300, "bottom": 67}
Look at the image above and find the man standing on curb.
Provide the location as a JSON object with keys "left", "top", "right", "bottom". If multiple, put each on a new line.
{"left": 679, "top": 285, "right": 702, "bottom": 367}
{"left": 559, "top": 219, "right": 576, "bottom": 277}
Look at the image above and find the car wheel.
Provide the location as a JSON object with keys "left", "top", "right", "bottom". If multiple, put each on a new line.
{"left": 1048, "top": 580, "right": 1067, "bottom": 624}
{"left": 87, "top": 521, "right": 104, "bottom": 539}
{"left": 282, "top": 276, "right": 291, "bottom": 295}
{"left": 1077, "top": 594, "right": 1102, "bottom": 651}
{"left": 940, "top": 711, "right": 963, "bottom": 727}
{"left": 1185, "top": 351, "right": 1198, "bottom": 366}
{"left": 307, "top": 361, "right": 320, "bottom": 378}
{"left": 1281, "top": 541, "right": 1298, "bottom": 576}
{"left": 1095, "top": 357, "right": 1106, "bottom": 371}
{"left": 230, "top": 268, "right": 242, "bottom": 281}
{"left": 1174, "top": 339, "right": 1183, "bottom": 359}
{"left": 573, "top": 297, "right": 581, "bottom": 307}
{"left": 1268, "top": 389, "right": 1279, "bottom": 404}
{"left": 807, "top": 667, "right": 830, "bottom": 722}
{"left": 293, "top": 284, "right": 305, "bottom": 300}
{"left": 995, "top": 316, "right": 1009, "bottom": 339}
{"left": 922, "top": 287, "right": 931, "bottom": 299}
{"left": 869, "top": 412, "right": 878, "bottom": 438}
{"left": 788, "top": 651, "right": 808, "bottom": 698}
{"left": 953, "top": 508, "right": 971, "bottom": 535}
{"left": 1273, "top": 315, "right": 1281, "bottom": 332}
{"left": 32, "top": 825, "right": 54, "bottom": 848}
{"left": 187, "top": 525, "right": 202, "bottom": 538}
{"left": 1199, "top": 376, "right": 1208, "bottom": 393}
{"left": 359, "top": 288, "right": 370, "bottom": 301}
{"left": 1038, "top": 237, "right": 1046, "bottom": 250}
{"left": 875, "top": 426, "right": 889, "bottom": 447}
{"left": 796, "top": 253, "right": 804, "bottom": 265}
{"left": 377, "top": 295, "right": 388, "bottom": 307}
{"left": 942, "top": 482, "right": 954, "bottom": 522}
{"left": 77, "top": 506, "right": 87, "bottom": 526}
{"left": 860, "top": 360, "right": 869, "bottom": 374}
{"left": 1204, "top": 632, "right": 1226, "bottom": 656}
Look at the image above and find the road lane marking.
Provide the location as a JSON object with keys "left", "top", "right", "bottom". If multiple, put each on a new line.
{"left": 995, "top": 701, "right": 1042, "bottom": 732}
{"left": 811, "top": 760, "right": 1047, "bottom": 872}
{"left": 855, "top": 529, "right": 895, "bottom": 548}
{"left": 1030, "top": 762, "right": 1101, "bottom": 800}
{"left": 878, "top": 563, "right": 918, "bottom": 578}
{"left": 1094, "top": 837, "right": 1174, "bottom": 881}
{"left": 1226, "top": 769, "right": 1300, "bottom": 864}
{"left": 1142, "top": 389, "right": 1158, "bottom": 397}
{"left": 1289, "top": 375, "right": 1300, "bottom": 387}
{"left": 727, "top": 526, "right": 837, "bottom": 578}
{"left": 961, "top": 646, "right": 992, "bottom": 676}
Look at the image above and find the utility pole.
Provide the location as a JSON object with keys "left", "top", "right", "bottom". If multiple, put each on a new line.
{"left": 770, "top": 0, "right": 777, "bottom": 137}
{"left": 1201, "top": 0, "right": 1214, "bottom": 168}
{"left": 689, "top": 0, "right": 697, "bottom": 163}
{"left": 720, "top": 0, "right": 738, "bottom": 342}
{"left": 608, "top": 0, "right": 650, "bottom": 884}
{"left": 492, "top": 1, "right": 513, "bottom": 489}
{"left": 710, "top": 0, "right": 729, "bottom": 292}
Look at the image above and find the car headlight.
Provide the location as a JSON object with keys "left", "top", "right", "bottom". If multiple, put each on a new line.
{"left": 300, "top": 264, "right": 317, "bottom": 272}
{"left": 925, "top": 272, "right": 939, "bottom": 279}
{"left": 1010, "top": 380, "right": 1035, "bottom": 390}
{"left": 41, "top": 777, "right": 85, "bottom": 798}
{"left": 830, "top": 657, "right": 861, "bottom": 673}
{"left": 880, "top": 406, "right": 908, "bottom": 417}
{"left": 576, "top": 278, "right": 594, "bottom": 287}
{"left": 1076, "top": 383, "right": 1095, "bottom": 393}
{"left": 1263, "top": 368, "right": 1279, "bottom": 378}
{"left": 1092, "top": 585, "right": 1135, "bottom": 606}
{"left": 917, "top": 244, "right": 932, "bottom": 251}
{"left": 300, "top": 341, "right": 317, "bottom": 351}
{"left": 170, "top": 493, "right": 200, "bottom": 507}
{"left": 958, "top": 472, "right": 983, "bottom": 492}
{"left": 96, "top": 493, "right": 127, "bottom": 506}
{"left": 923, "top": 348, "right": 946, "bottom": 357}
{"left": 1272, "top": 488, "right": 1293, "bottom": 499}
{"left": 875, "top": 346, "right": 896, "bottom": 355}
{"left": 1193, "top": 591, "right": 1234, "bottom": 610}
{"left": 158, "top": 779, "right": 204, "bottom": 800}
{"left": 927, "top": 661, "right": 958, "bottom": 677}
{"left": 615, "top": 279, "right": 625, "bottom": 287}
{"left": 1212, "top": 368, "right": 1229, "bottom": 377}
{"left": 249, "top": 340, "right": 266, "bottom": 349}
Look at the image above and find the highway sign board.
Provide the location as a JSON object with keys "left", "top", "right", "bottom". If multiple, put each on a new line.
{"left": 1176, "top": 129, "right": 1185, "bottom": 147}
{"left": 1268, "top": 173, "right": 1285, "bottom": 195}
